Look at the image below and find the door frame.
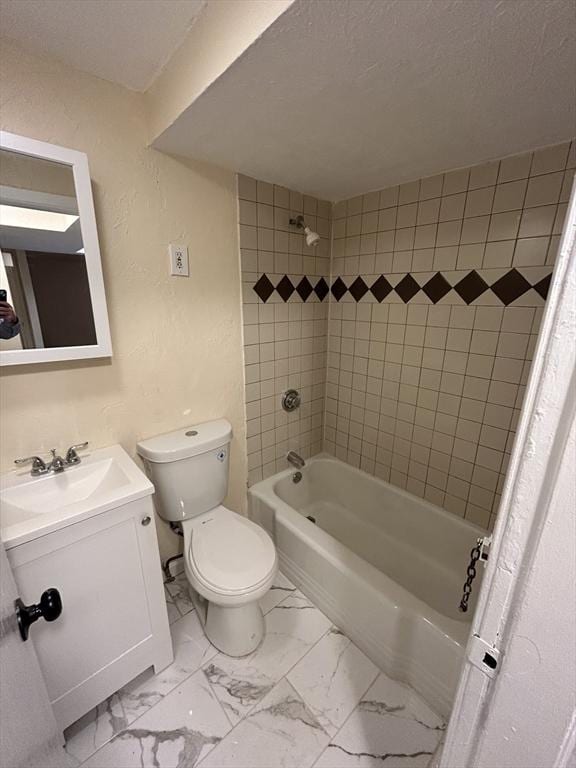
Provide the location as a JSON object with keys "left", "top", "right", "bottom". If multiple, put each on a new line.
{"left": 440, "top": 179, "right": 576, "bottom": 766}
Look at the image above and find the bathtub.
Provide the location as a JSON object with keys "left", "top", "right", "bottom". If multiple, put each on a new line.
{"left": 248, "top": 455, "right": 486, "bottom": 717}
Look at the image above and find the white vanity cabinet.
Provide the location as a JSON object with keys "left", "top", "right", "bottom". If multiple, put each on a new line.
{"left": 2, "top": 448, "right": 173, "bottom": 732}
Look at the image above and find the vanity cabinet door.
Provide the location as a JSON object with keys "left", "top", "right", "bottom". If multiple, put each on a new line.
{"left": 7, "top": 497, "right": 172, "bottom": 730}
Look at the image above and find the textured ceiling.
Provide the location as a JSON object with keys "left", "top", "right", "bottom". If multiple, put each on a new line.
{"left": 153, "top": 0, "right": 576, "bottom": 200}
{"left": 0, "top": 0, "right": 205, "bottom": 91}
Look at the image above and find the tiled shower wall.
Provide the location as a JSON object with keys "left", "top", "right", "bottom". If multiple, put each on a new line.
{"left": 238, "top": 139, "right": 574, "bottom": 530}
{"left": 238, "top": 175, "right": 331, "bottom": 485}
{"left": 325, "top": 140, "right": 574, "bottom": 530}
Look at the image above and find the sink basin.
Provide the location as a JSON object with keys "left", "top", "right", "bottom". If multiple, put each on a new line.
{"left": 0, "top": 445, "right": 153, "bottom": 547}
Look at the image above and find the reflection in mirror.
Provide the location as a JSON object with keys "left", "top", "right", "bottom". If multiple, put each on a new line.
{"left": 0, "top": 150, "right": 97, "bottom": 349}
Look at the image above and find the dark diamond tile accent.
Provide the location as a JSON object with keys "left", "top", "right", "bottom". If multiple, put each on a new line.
{"left": 331, "top": 277, "right": 348, "bottom": 302}
{"left": 314, "top": 277, "right": 329, "bottom": 301}
{"left": 253, "top": 274, "right": 275, "bottom": 303}
{"left": 349, "top": 276, "right": 368, "bottom": 301}
{"left": 533, "top": 273, "right": 552, "bottom": 300}
{"left": 490, "top": 268, "right": 531, "bottom": 305}
{"left": 422, "top": 272, "right": 452, "bottom": 304}
{"left": 276, "top": 275, "right": 295, "bottom": 302}
{"left": 394, "top": 274, "right": 421, "bottom": 303}
{"left": 370, "top": 275, "right": 393, "bottom": 302}
{"left": 296, "top": 276, "right": 313, "bottom": 301}
{"left": 454, "top": 270, "right": 489, "bottom": 305}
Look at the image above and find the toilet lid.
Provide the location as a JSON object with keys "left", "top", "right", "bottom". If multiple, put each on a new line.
{"left": 188, "top": 507, "right": 276, "bottom": 593}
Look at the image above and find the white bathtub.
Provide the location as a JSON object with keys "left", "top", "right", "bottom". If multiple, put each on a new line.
{"left": 248, "top": 455, "right": 486, "bottom": 717}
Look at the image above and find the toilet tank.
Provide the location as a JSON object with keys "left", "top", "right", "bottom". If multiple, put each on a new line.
{"left": 136, "top": 419, "right": 232, "bottom": 522}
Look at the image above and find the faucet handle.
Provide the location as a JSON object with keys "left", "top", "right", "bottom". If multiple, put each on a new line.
{"left": 14, "top": 455, "right": 49, "bottom": 476}
{"left": 65, "top": 442, "right": 89, "bottom": 465}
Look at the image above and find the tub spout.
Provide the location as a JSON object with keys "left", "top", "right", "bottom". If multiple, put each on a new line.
{"left": 287, "top": 451, "right": 305, "bottom": 469}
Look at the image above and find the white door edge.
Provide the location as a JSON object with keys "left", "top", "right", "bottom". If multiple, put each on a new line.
{"left": 440, "top": 176, "right": 576, "bottom": 767}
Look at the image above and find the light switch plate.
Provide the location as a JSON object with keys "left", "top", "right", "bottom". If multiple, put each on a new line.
{"left": 169, "top": 244, "right": 189, "bottom": 277}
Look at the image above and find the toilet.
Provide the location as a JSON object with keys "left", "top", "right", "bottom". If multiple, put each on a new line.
{"left": 137, "top": 419, "right": 277, "bottom": 656}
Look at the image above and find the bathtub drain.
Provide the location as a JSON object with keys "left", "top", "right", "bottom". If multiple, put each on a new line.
{"left": 306, "top": 515, "right": 316, "bottom": 524}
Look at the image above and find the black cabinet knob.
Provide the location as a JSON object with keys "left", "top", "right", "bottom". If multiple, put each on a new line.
{"left": 15, "top": 588, "right": 62, "bottom": 641}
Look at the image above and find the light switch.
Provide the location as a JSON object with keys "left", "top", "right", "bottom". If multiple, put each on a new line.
{"left": 169, "top": 244, "right": 189, "bottom": 277}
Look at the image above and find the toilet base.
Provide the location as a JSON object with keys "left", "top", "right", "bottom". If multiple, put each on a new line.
{"left": 205, "top": 600, "right": 265, "bottom": 657}
{"left": 187, "top": 584, "right": 265, "bottom": 657}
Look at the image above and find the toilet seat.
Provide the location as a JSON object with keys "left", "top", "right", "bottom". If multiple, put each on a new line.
{"left": 182, "top": 506, "right": 277, "bottom": 599}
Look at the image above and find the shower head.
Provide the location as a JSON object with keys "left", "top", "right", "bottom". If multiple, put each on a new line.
{"left": 289, "top": 215, "right": 320, "bottom": 247}
{"left": 304, "top": 226, "right": 320, "bottom": 247}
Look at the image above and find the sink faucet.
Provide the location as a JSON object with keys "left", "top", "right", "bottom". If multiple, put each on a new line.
{"left": 287, "top": 451, "right": 305, "bottom": 469}
{"left": 48, "top": 449, "right": 66, "bottom": 473}
{"left": 14, "top": 442, "right": 89, "bottom": 476}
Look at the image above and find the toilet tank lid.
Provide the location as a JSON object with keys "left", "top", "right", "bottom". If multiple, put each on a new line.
{"left": 137, "top": 419, "right": 232, "bottom": 463}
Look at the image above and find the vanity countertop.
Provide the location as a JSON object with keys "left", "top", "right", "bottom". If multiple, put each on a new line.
{"left": 0, "top": 445, "right": 153, "bottom": 548}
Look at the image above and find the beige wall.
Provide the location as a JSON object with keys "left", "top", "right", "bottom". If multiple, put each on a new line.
{"left": 0, "top": 40, "right": 247, "bottom": 559}
{"left": 146, "top": 0, "right": 293, "bottom": 142}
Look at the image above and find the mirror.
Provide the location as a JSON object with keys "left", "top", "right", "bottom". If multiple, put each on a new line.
{"left": 0, "top": 132, "right": 111, "bottom": 366}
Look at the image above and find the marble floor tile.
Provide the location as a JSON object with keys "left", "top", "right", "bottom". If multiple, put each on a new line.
{"left": 314, "top": 674, "right": 445, "bottom": 768}
{"left": 119, "top": 611, "right": 219, "bottom": 725}
{"left": 164, "top": 587, "right": 182, "bottom": 625}
{"left": 203, "top": 590, "right": 331, "bottom": 724}
{"left": 259, "top": 570, "right": 297, "bottom": 614}
{"left": 81, "top": 670, "right": 231, "bottom": 768}
{"left": 287, "top": 626, "right": 379, "bottom": 736}
{"left": 64, "top": 693, "right": 127, "bottom": 766}
{"left": 165, "top": 572, "right": 195, "bottom": 618}
{"left": 199, "top": 678, "right": 330, "bottom": 768}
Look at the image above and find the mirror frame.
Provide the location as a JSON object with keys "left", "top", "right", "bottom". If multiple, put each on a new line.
{"left": 0, "top": 130, "right": 112, "bottom": 366}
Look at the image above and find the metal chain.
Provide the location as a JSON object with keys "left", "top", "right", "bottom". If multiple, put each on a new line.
{"left": 459, "top": 538, "right": 483, "bottom": 613}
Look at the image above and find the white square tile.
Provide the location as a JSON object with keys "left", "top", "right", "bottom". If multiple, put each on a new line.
{"left": 531, "top": 143, "right": 570, "bottom": 175}
{"left": 119, "top": 611, "right": 218, "bottom": 725}
{"left": 436, "top": 220, "right": 462, "bottom": 247}
{"left": 498, "top": 152, "right": 532, "bottom": 183}
{"left": 460, "top": 216, "right": 490, "bottom": 245}
{"left": 497, "top": 332, "right": 530, "bottom": 359}
{"left": 487, "top": 211, "right": 521, "bottom": 241}
{"left": 469, "top": 161, "right": 499, "bottom": 190}
{"left": 257, "top": 180, "right": 274, "bottom": 204}
{"left": 238, "top": 174, "right": 257, "bottom": 201}
{"left": 464, "top": 187, "right": 494, "bottom": 218}
{"left": 439, "top": 192, "right": 466, "bottom": 222}
{"left": 379, "top": 186, "right": 399, "bottom": 209}
{"left": 483, "top": 240, "right": 515, "bottom": 268}
{"left": 492, "top": 179, "right": 527, "bottom": 213}
{"left": 287, "top": 627, "right": 378, "bottom": 736}
{"left": 414, "top": 224, "right": 437, "bottom": 249}
{"left": 165, "top": 572, "right": 195, "bottom": 618}
{"left": 399, "top": 180, "right": 420, "bottom": 204}
{"left": 259, "top": 570, "right": 297, "bottom": 614}
{"left": 201, "top": 678, "right": 330, "bottom": 768}
{"left": 419, "top": 174, "right": 444, "bottom": 200}
{"left": 65, "top": 694, "right": 127, "bottom": 765}
{"left": 433, "top": 245, "right": 458, "bottom": 270}
{"left": 315, "top": 674, "right": 444, "bottom": 768}
{"left": 397, "top": 203, "right": 418, "bottom": 228}
{"left": 501, "top": 307, "right": 535, "bottom": 333}
{"left": 80, "top": 671, "right": 231, "bottom": 768}
{"left": 443, "top": 168, "right": 470, "bottom": 195}
{"left": 457, "top": 243, "right": 484, "bottom": 270}
{"left": 524, "top": 172, "right": 563, "bottom": 208}
{"left": 417, "top": 197, "right": 441, "bottom": 225}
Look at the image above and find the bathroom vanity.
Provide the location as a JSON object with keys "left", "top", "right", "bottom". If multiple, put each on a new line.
{"left": 0, "top": 445, "right": 173, "bottom": 731}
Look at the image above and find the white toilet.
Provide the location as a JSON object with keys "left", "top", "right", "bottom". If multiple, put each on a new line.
{"left": 137, "top": 419, "right": 277, "bottom": 656}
